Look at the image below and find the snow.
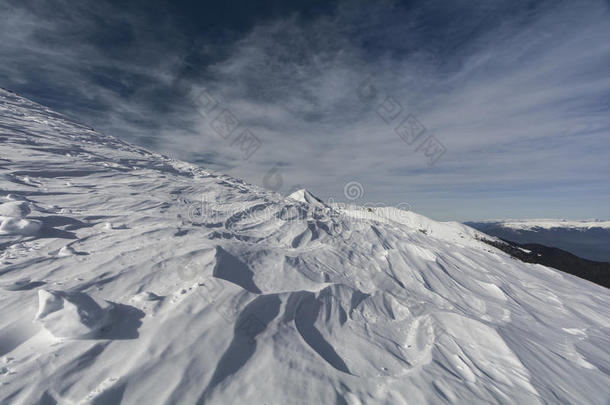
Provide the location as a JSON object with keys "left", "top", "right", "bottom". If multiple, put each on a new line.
{"left": 287, "top": 188, "right": 327, "bottom": 209}
{"left": 1, "top": 87, "right": 609, "bottom": 404}
{"left": 35, "top": 290, "right": 111, "bottom": 339}
{"left": 0, "top": 217, "right": 42, "bottom": 236}
{"left": 57, "top": 245, "right": 77, "bottom": 257}
{"left": 0, "top": 201, "right": 31, "bottom": 218}
{"left": 476, "top": 218, "right": 610, "bottom": 230}
{"left": 0, "top": 200, "right": 41, "bottom": 236}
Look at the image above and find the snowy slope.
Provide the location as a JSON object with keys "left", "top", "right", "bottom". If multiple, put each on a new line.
{"left": 1, "top": 88, "right": 609, "bottom": 405}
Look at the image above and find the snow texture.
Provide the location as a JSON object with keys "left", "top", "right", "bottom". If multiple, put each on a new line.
{"left": 0, "top": 88, "right": 609, "bottom": 404}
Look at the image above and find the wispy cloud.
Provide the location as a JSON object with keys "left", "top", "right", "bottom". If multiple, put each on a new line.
{"left": 1, "top": 0, "right": 609, "bottom": 220}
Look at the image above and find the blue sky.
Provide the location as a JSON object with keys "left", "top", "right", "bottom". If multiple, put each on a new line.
{"left": 1, "top": 0, "right": 609, "bottom": 221}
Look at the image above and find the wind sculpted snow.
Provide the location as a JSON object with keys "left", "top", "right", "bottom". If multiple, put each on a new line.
{"left": 0, "top": 88, "right": 609, "bottom": 404}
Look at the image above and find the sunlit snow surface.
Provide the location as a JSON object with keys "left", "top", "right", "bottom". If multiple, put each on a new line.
{"left": 0, "top": 88, "right": 609, "bottom": 404}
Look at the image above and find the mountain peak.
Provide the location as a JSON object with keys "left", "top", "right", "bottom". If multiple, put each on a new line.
{"left": 286, "top": 188, "right": 326, "bottom": 208}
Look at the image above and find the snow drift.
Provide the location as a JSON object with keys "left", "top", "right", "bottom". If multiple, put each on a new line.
{"left": 0, "top": 88, "right": 609, "bottom": 404}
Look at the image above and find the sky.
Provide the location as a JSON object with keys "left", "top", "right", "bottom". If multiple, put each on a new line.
{"left": 1, "top": 0, "right": 609, "bottom": 221}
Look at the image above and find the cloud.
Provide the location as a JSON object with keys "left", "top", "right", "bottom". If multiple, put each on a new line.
{"left": 1, "top": 0, "right": 609, "bottom": 220}
{"left": 0, "top": 0, "right": 187, "bottom": 144}
{"left": 181, "top": 0, "right": 610, "bottom": 220}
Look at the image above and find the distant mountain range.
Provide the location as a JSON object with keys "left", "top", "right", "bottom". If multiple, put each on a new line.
{"left": 465, "top": 220, "right": 610, "bottom": 262}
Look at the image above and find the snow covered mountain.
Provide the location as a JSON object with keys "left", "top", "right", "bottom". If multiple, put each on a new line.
{"left": 471, "top": 219, "right": 610, "bottom": 231}
{"left": 466, "top": 220, "right": 610, "bottom": 262}
{"left": 1, "top": 87, "right": 609, "bottom": 405}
